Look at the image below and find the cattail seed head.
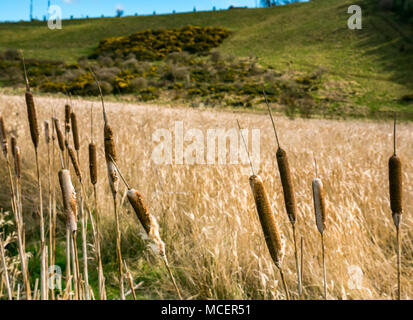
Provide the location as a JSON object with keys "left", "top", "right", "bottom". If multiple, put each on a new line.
{"left": 104, "top": 124, "right": 118, "bottom": 196}
{"left": 25, "top": 91, "right": 39, "bottom": 149}
{"left": 276, "top": 148, "right": 297, "bottom": 225}
{"left": 312, "top": 178, "right": 326, "bottom": 234}
{"left": 0, "top": 115, "right": 8, "bottom": 157}
{"left": 14, "top": 146, "right": 21, "bottom": 179}
{"left": 67, "top": 143, "right": 82, "bottom": 181}
{"left": 65, "top": 104, "right": 71, "bottom": 133}
{"left": 389, "top": 155, "right": 402, "bottom": 227}
{"left": 249, "top": 175, "right": 284, "bottom": 268}
{"left": 10, "top": 136, "right": 17, "bottom": 158}
{"left": 58, "top": 169, "right": 77, "bottom": 233}
{"left": 127, "top": 189, "right": 165, "bottom": 256}
{"left": 104, "top": 124, "right": 117, "bottom": 162}
{"left": 53, "top": 117, "right": 65, "bottom": 152}
{"left": 89, "top": 143, "right": 97, "bottom": 185}
{"left": 44, "top": 120, "right": 50, "bottom": 144}
{"left": 70, "top": 112, "right": 80, "bottom": 151}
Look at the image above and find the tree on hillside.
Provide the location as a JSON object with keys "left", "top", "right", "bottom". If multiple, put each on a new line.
{"left": 261, "top": 0, "right": 301, "bottom": 6}
{"left": 116, "top": 8, "right": 124, "bottom": 17}
{"left": 261, "top": 0, "right": 276, "bottom": 6}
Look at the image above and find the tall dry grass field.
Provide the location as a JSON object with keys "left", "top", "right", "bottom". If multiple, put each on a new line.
{"left": 0, "top": 94, "right": 412, "bottom": 300}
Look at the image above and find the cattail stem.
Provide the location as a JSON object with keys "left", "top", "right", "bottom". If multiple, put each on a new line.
{"left": 46, "top": 130, "right": 54, "bottom": 299}
{"left": 292, "top": 225, "right": 302, "bottom": 298}
{"left": 321, "top": 233, "right": 327, "bottom": 300}
{"left": 71, "top": 232, "right": 81, "bottom": 300}
{"left": 113, "top": 197, "right": 125, "bottom": 300}
{"left": 5, "top": 155, "right": 31, "bottom": 299}
{"left": 237, "top": 120, "right": 255, "bottom": 175}
{"left": 162, "top": 256, "right": 182, "bottom": 300}
{"left": 124, "top": 261, "right": 136, "bottom": 300}
{"left": 79, "top": 194, "right": 90, "bottom": 300}
{"left": 65, "top": 229, "right": 72, "bottom": 299}
{"left": 278, "top": 267, "right": 290, "bottom": 300}
{"left": 0, "top": 235, "right": 13, "bottom": 300}
{"left": 51, "top": 117, "right": 57, "bottom": 297}
{"left": 93, "top": 185, "right": 106, "bottom": 300}
{"left": 396, "top": 225, "right": 401, "bottom": 300}
{"left": 300, "top": 237, "right": 304, "bottom": 299}
{"left": 263, "top": 90, "right": 280, "bottom": 148}
{"left": 35, "top": 149, "right": 47, "bottom": 300}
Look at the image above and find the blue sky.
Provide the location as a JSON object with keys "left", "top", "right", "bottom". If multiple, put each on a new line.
{"left": 0, "top": 0, "right": 262, "bottom": 22}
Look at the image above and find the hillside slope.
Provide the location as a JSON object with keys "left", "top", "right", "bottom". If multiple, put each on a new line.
{"left": 0, "top": 0, "right": 412, "bottom": 115}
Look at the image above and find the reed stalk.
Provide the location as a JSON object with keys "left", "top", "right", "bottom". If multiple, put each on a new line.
{"left": 22, "top": 52, "right": 46, "bottom": 299}
{"left": 264, "top": 93, "right": 301, "bottom": 298}
{"left": 0, "top": 235, "right": 13, "bottom": 300}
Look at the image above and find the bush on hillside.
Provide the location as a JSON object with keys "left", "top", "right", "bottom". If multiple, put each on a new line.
{"left": 90, "top": 26, "right": 231, "bottom": 61}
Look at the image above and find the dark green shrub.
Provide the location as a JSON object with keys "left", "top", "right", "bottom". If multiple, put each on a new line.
{"left": 129, "top": 77, "right": 148, "bottom": 91}
{"left": 90, "top": 26, "right": 231, "bottom": 61}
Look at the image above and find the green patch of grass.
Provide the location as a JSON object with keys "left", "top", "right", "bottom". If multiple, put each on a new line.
{"left": 0, "top": 0, "right": 412, "bottom": 117}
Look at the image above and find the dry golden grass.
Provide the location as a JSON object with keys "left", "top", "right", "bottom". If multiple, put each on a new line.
{"left": 0, "top": 94, "right": 412, "bottom": 300}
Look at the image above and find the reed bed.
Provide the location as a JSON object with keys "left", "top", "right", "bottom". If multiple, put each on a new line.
{"left": 0, "top": 93, "right": 412, "bottom": 300}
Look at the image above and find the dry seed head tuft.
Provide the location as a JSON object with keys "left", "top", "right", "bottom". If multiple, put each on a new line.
{"left": 70, "top": 112, "right": 80, "bottom": 151}
{"left": 89, "top": 143, "right": 97, "bottom": 185}
{"left": 0, "top": 115, "right": 8, "bottom": 157}
{"left": 389, "top": 155, "right": 402, "bottom": 227}
{"left": 312, "top": 178, "right": 326, "bottom": 234}
{"left": 106, "top": 161, "right": 119, "bottom": 197}
{"left": 58, "top": 169, "right": 77, "bottom": 233}
{"left": 127, "top": 189, "right": 165, "bottom": 256}
{"left": 104, "top": 124, "right": 118, "bottom": 196}
{"left": 276, "top": 148, "right": 297, "bottom": 225}
{"left": 44, "top": 120, "right": 50, "bottom": 144}
{"left": 67, "top": 143, "right": 82, "bottom": 181}
{"left": 249, "top": 175, "right": 284, "bottom": 268}
{"left": 65, "top": 104, "right": 71, "bottom": 133}
{"left": 53, "top": 117, "right": 65, "bottom": 152}
{"left": 25, "top": 91, "right": 39, "bottom": 149}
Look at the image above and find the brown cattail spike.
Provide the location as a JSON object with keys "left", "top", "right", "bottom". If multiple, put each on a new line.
{"left": 10, "top": 136, "right": 17, "bottom": 159}
{"left": 21, "top": 54, "right": 40, "bottom": 149}
{"left": 249, "top": 175, "right": 284, "bottom": 268}
{"left": 276, "top": 148, "right": 297, "bottom": 225}
{"left": 104, "top": 124, "right": 118, "bottom": 196}
{"left": 67, "top": 143, "right": 82, "bottom": 182}
{"left": 44, "top": 120, "right": 50, "bottom": 144}
{"left": 389, "top": 155, "right": 402, "bottom": 227}
{"left": 89, "top": 143, "right": 97, "bottom": 185}
{"left": 65, "top": 104, "right": 71, "bottom": 133}
{"left": 14, "top": 146, "right": 22, "bottom": 179}
{"left": 104, "top": 124, "right": 117, "bottom": 162}
{"left": 53, "top": 117, "right": 65, "bottom": 152}
{"left": 58, "top": 169, "right": 77, "bottom": 233}
{"left": 70, "top": 112, "right": 80, "bottom": 151}
{"left": 127, "top": 189, "right": 165, "bottom": 255}
{"left": 0, "top": 115, "right": 8, "bottom": 157}
{"left": 312, "top": 178, "right": 326, "bottom": 234}
{"left": 25, "top": 91, "right": 40, "bottom": 149}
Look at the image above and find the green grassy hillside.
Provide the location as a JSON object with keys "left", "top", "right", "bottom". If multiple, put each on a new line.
{"left": 0, "top": 0, "right": 412, "bottom": 115}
